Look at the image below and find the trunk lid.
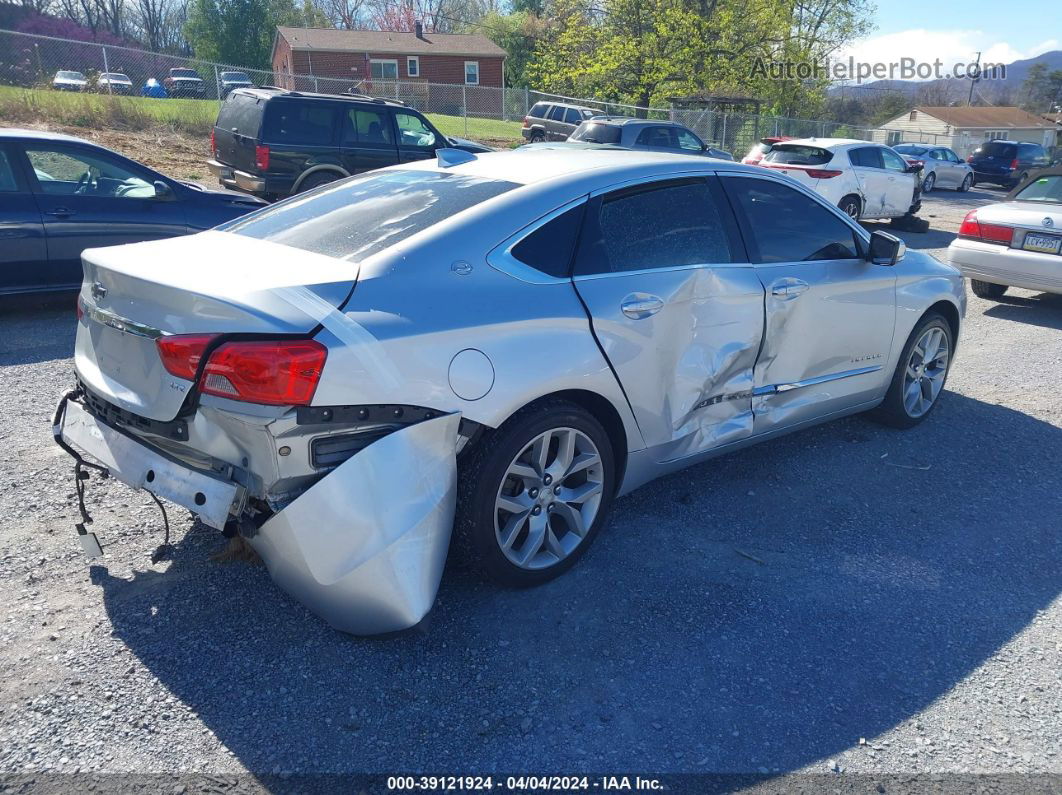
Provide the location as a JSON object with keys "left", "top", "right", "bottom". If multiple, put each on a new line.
{"left": 213, "top": 91, "right": 266, "bottom": 172}
{"left": 76, "top": 230, "right": 357, "bottom": 421}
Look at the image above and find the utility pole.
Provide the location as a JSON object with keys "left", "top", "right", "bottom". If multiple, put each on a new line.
{"left": 967, "top": 51, "right": 981, "bottom": 106}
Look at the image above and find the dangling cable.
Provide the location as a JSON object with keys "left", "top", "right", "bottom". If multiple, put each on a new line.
{"left": 148, "top": 492, "right": 173, "bottom": 564}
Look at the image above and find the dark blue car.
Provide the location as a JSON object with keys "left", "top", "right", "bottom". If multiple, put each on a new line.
{"left": 0, "top": 128, "right": 266, "bottom": 295}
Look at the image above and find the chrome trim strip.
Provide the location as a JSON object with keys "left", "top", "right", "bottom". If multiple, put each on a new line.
{"left": 767, "top": 365, "right": 883, "bottom": 394}
{"left": 80, "top": 298, "right": 165, "bottom": 339}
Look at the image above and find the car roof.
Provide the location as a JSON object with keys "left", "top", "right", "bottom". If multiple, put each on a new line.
{"left": 532, "top": 100, "right": 597, "bottom": 112}
{"left": 391, "top": 146, "right": 761, "bottom": 187}
{"left": 0, "top": 127, "right": 92, "bottom": 143}
{"left": 233, "top": 87, "right": 407, "bottom": 108}
{"left": 773, "top": 137, "right": 870, "bottom": 150}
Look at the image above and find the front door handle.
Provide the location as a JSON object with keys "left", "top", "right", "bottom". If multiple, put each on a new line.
{"left": 45, "top": 208, "right": 75, "bottom": 217}
{"left": 770, "top": 279, "right": 809, "bottom": 299}
{"left": 620, "top": 294, "right": 664, "bottom": 319}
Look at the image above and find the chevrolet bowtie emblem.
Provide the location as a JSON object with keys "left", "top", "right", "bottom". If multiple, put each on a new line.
{"left": 91, "top": 281, "right": 107, "bottom": 300}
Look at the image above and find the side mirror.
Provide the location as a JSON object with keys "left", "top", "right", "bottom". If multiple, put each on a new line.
{"left": 152, "top": 180, "right": 175, "bottom": 201}
{"left": 868, "top": 230, "right": 905, "bottom": 266}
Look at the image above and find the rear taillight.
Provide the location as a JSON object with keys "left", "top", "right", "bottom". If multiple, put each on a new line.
{"left": 958, "top": 210, "right": 1013, "bottom": 245}
{"left": 199, "top": 340, "right": 327, "bottom": 406}
{"left": 255, "top": 144, "right": 270, "bottom": 171}
{"left": 1009, "top": 158, "right": 1019, "bottom": 170}
{"left": 522, "top": 116, "right": 529, "bottom": 128}
{"left": 156, "top": 334, "right": 218, "bottom": 380}
{"left": 967, "top": 155, "right": 974, "bottom": 163}
{"left": 210, "top": 128, "right": 216, "bottom": 155}
{"left": 908, "top": 159, "right": 924, "bottom": 169}
{"left": 806, "top": 169, "right": 843, "bottom": 179}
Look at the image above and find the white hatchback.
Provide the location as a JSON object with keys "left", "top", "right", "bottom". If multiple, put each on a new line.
{"left": 759, "top": 138, "right": 921, "bottom": 222}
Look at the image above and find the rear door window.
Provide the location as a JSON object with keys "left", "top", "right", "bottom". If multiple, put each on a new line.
{"left": 216, "top": 92, "right": 264, "bottom": 137}
{"left": 764, "top": 145, "right": 833, "bottom": 166}
{"left": 341, "top": 108, "right": 395, "bottom": 146}
{"left": 575, "top": 179, "right": 733, "bottom": 275}
{"left": 848, "top": 147, "right": 882, "bottom": 168}
{"left": 724, "top": 177, "right": 860, "bottom": 263}
{"left": 548, "top": 105, "right": 567, "bottom": 121}
{"left": 263, "top": 102, "right": 339, "bottom": 146}
{"left": 635, "top": 127, "right": 677, "bottom": 148}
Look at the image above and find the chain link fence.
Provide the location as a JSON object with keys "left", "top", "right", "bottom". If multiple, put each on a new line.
{"left": 1, "top": 28, "right": 967, "bottom": 153}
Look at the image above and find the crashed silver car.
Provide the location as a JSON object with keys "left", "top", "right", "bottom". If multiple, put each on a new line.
{"left": 55, "top": 147, "right": 966, "bottom": 634}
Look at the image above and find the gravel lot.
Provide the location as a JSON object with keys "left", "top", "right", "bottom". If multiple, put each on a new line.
{"left": 0, "top": 184, "right": 1060, "bottom": 788}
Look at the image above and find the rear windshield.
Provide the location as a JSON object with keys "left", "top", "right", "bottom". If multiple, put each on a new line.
{"left": 171, "top": 69, "right": 200, "bottom": 78}
{"left": 894, "top": 144, "right": 928, "bottom": 155}
{"left": 101, "top": 73, "right": 129, "bottom": 81}
{"left": 216, "top": 92, "right": 264, "bottom": 137}
{"left": 570, "top": 122, "right": 622, "bottom": 144}
{"left": 1014, "top": 174, "right": 1062, "bottom": 203}
{"left": 976, "top": 142, "right": 1016, "bottom": 158}
{"left": 763, "top": 144, "right": 833, "bottom": 166}
{"left": 225, "top": 170, "right": 519, "bottom": 262}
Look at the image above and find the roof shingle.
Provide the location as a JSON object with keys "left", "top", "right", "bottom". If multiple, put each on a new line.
{"left": 914, "top": 106, "right": 1054, "bottom": 130}
{"left": 276, "top": 27, "right": 507, "bottom": 58}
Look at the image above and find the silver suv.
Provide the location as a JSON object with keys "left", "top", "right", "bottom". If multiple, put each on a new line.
{"left": 570, "top": 117, "right": 734, "bottom": 160}
{"left": 521, "top": 101, "right": 598, "bottom": 142}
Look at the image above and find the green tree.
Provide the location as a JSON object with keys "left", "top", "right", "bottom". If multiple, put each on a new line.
{"left": 185, "top": 0, "right": 326, "bottom": 68}
{"left": 1019, "top": 62, "right": 1062, "bottom": 113}
{"left": 476, "top": 10, "right": 547, "bottom": 88}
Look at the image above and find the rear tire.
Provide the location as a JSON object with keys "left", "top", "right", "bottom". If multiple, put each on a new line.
{"left": 453, "top": 399, "right": 616, "bottom": 587}
{"left": 922, "top": 172, "right": 935, "bottom": 192}
{"left": 529, "top": 131, "right": 545, "bottom": 143}
{"left": 838, "top": 195, "right": 861, "bottom": 220}
{"left": 296, "top": 171, "right": 342, "bottom": 193}
{"left": 871, "top": 313, "right": 953, "bottom": 429}
{"left": 970, "top": 279, "right": 1008, "bottom": 300}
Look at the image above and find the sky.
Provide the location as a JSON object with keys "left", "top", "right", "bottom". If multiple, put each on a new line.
{"left": 839, "top": 0, "right": 1059, "bottom": 75}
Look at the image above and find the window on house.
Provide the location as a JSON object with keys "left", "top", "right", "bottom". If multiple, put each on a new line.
{"left": 984, "top": 130, "right": 1007, "bottom": 141}
{"left": 370, "top": 60, "right": 398, "bottom": 80}
{"left": 407, "top": 56, "right": 419, "bottom": 77}
{"left": 464, "top": 61, "right": 479, "bottom": 85}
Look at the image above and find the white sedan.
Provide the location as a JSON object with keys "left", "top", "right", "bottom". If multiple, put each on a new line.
{"left": 759, "top": 138, "right": 922, "bottom": 223}
{"left": 948, "top": 169, "right": 1062, "bottom": 299}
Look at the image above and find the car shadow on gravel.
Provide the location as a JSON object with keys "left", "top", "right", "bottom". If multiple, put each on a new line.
{"left": 982, "top": 292, "right": 1062, "bottom": 330}
{"left": 0, "top": 292, "right": 77, "bottom": 366}
{"left": 86, "top": 392, "right": 1062, "bottom": 777}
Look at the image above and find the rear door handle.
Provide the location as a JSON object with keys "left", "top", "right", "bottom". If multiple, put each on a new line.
{"left": 770, "top": 279, "right": 809, "bottom": 299}
{"left": 620, "top": 294, "right": 664, "bottom": 319}
{"left": 45, "top": 208, "right": 75, "bottom": 217}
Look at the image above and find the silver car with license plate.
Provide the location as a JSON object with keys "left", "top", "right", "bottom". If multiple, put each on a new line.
{"left": 948, "top": 168, "right": 1062, "bottom": 299}
{"left": 55, "top": 147, "right": 966, "bottom": 635}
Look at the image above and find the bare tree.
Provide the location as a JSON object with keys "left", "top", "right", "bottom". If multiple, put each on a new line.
{"left": 316, "top": 0, "right": 371, "bottom": 29}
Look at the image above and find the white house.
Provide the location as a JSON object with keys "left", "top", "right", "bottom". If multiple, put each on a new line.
{"left": 872, "top": 106, "right": 1057, "bottom": 157}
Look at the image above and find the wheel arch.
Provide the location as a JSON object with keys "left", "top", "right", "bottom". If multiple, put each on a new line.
{"left": 926, "top": 299, "right": 961, "bottom": 350}
{"left": 491, "top": 389, "right": 631, "bottom": 494}
{"left": 292, "top": 164, "right": 350, "bottom": 193}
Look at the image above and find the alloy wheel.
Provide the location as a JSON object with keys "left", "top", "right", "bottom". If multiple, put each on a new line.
{"left": 922, "top": 173, "right": 935, "bottom": 192}
{"left": 903, "top": 326, "right": 950, "bottom": 418}
{"left": 494, "top": 427, "right": 604, "bottom": 570}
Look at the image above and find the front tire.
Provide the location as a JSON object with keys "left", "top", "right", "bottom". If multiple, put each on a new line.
{"left": 959, "top": 174, "right": 972, "bottom": 192}
{"left": 454, "top": 400, "right": 615, "bottom": 586}
{"left": 970, "top": 279, "right": 1008, "bottom": 300}
{"left": 871, "top": 313, "right": 953, "bottom": 429}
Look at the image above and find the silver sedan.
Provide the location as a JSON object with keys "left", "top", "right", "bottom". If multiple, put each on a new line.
{"left": 56, "top": 147, "right": 966, "bottom": 634}
{"left": 948, "top": 168, "right": 1062, "bottom": 298}
{"left": 894, "top": 143, "right": 974, "bottom": 193}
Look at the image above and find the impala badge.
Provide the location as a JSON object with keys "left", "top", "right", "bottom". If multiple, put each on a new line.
{"left": 91, "top": 281, "right": 107, "bottom": 301}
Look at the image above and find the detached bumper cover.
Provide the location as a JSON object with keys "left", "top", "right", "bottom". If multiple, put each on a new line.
{"left": 206, "top": 160, "right": 265, "bottom": 193}
{"left": 57, "top": 398, "right": 241, "bottom": 530}
{"left": 248, "top": 413, "right": 461, "bottom": 635}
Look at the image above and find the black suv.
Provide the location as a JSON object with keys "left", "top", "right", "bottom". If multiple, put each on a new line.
{"left": 207, "top": 88, "right": 490, "bottom": 200}
{"left": 967, "top": 140, "right": 1050, "bottom": 188}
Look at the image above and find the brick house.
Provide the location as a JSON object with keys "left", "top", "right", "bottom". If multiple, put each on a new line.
{"left": 271, "top": 25, "right": 507, "bottom": 114}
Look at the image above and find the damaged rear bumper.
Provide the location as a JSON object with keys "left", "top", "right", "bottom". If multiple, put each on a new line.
{"left": 54, "top": 393, "right": 462, "bottom": 635}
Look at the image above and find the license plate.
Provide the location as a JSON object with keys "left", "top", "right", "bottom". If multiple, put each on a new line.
{"left": 1023, "top": 233, "right": 1062, "bottom": 255}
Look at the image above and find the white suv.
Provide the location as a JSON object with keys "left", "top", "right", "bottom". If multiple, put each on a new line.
{"left": 760, "top": 138, "right": 922, "bottom": 223}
